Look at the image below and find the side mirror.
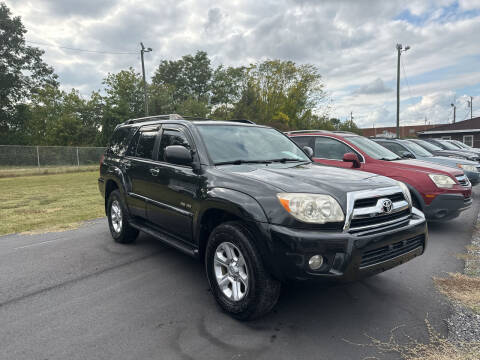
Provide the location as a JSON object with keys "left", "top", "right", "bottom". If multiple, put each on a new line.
{"left": 401, "top": 151, "right": 415, "bottom": 159}
{"left": 164, "top": 145, "right": 193, "bottom": 166}
{"left": 303, "top": 146, "right": 314, "bottom": 159}
{"left": 343, "top": 152, "right": 361, "bottom": 168}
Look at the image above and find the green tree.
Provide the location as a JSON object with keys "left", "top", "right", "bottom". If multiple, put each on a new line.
{"left": 98, "top": 67, "right": 144, "bottom": 145}
{"left": 0, "top": 2, "right": 58, "bottom": 144}
{"left": 210, "top": 65, "right": 245, "bottom": 119}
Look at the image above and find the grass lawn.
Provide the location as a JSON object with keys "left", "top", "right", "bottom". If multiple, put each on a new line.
{"left": 0, "top": 165, "right": 98, "bottom": 178}
{"left": 0, "top": 171, "right": 104, "bottom": 236}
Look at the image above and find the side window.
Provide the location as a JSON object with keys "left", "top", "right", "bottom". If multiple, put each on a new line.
{"left": 158, "top": 129, "right": 192, "bottom": 162}
{"left": 125, "top": 129, "right": 140, "bottom": 156}
{"left": 135, "top": 131, "right": 157, "bottom": 159}
{"left": 380, "top": 142, "right": 408, "bottom": 156}
{"left": 291, "top": 136, "right": 312, "bottom": 148}
{"left": 314, "top": 137, "right": 353, "bottom": 160}
{"left": 108, "top": 126, "right": 134, "bottom": 156}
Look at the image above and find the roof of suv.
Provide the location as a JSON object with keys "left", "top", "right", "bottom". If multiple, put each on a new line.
{"left": 286, "top": 130, "right": 359, "bottom": 136}
{"left": 118, "top": 114, "right": 259, "bottom": 128}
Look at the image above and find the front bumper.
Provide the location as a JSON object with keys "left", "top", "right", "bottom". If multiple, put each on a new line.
{"left": 424, "top": 193, "right": 472, "bottom": 221}
{"left": 265, "top": 208, "right": 427, "bottom": 282}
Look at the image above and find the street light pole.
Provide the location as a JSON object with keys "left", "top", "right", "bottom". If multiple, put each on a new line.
{"left": 140, "top": 42, "right": 152, "bottom": 116}
{"left": 396, "top": 43, "right": 410, "bottom": 138}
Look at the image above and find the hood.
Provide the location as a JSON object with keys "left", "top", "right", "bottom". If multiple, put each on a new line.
{"left": 392, "top": 159, "right": 464, "bottom": 176}
{"left": 428, "top": 156, "right": 478, "bottom": 166}
{"left": 218, "top": 162, "right": 397, "bottom": 194}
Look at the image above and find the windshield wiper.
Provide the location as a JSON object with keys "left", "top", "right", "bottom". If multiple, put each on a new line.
{"left": 214, "top": 159, "right": 273, "bottom": 166}
{"left": 267, "top": 158, "right": 309, "bottom": 163}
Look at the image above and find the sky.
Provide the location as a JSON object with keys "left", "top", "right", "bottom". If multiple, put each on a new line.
{"left": 5, "top": 0, "right": 480, "bottom": 128}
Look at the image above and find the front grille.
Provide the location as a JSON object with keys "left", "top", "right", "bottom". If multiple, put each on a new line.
{"left": 350, "top": 209, "right": 410, "bottom": 229}
{"left": 456, "top": 175, "right": 469, "bottom": 187}
{"left": 354, "top": 192, "right": 405, "bottom": 208}
{"left": 360, "top": 234, "right": 424, "bottom": 268}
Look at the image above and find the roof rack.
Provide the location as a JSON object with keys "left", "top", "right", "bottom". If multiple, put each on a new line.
{"left": 284, "top": 129, "right": 333, "bottom": 135}
{"left": 122, "top": 114, "right": 256, "bottom": 126}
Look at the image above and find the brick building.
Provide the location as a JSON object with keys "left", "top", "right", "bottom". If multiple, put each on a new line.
{"left": 417, "top": 117, "right": 480, "bottom": 148}
{"left": 361, "top": 124, "right": 441, "bottom": 138}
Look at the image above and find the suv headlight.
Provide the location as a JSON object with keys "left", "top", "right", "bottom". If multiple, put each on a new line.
{"left": 397, "top": 181, "right": 412, "bottom": 205}
{"left": 277, "top": 193, "right": 344, "bottom": 223}
{"left": 458, "top": 164, "right": 478, "bottom": 172}
{"left": 428, "top": 174, "right": 456, "bottom": 188}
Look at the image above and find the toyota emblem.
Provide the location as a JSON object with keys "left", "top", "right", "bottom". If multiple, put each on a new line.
{"left": 381, "top": 199, "right": 393, "bottom": 213}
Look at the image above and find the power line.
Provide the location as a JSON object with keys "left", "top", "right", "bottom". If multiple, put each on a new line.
{"left": 25, "top": 40, "right": 137, "bottom": 55}
{"left": 401, "top": 56, "right": 414, "bottom": 100}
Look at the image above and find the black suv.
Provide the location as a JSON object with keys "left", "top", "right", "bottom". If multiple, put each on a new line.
{"left": 99, "top": 114, "right": 428, "bottom": 320}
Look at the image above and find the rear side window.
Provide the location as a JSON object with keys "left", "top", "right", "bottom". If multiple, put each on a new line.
{"left": 158, "top": 129, "right": 191, "bottom": 162}
{"left": 108, "top": 126, "right": 135, "bottom": 156}
{"left": 136, "top": 131, "right": 157, "bottom": 159}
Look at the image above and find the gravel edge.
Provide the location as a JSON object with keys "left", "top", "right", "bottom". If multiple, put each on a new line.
{"left": 446, "top": 212, "right": 480, "bottom": 343}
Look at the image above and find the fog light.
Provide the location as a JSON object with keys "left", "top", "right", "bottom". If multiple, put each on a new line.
{"left": 308, "top": 255, "right": 324, "bottom": 270}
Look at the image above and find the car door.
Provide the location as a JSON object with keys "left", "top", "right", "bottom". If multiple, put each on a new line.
{"left": 312, "top": 136, "right": 364, "bottom": 169}
{"left": 123, "top": 125, "right": 161, "bottom": 219}
{"left": 146, "top": 126, "right": 201, "bottom": 243}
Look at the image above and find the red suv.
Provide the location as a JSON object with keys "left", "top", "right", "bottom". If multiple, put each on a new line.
{"left": 288, "top": 131, "right": 472, "bottom": 221}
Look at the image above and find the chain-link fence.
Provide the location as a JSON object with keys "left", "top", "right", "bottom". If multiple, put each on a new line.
{"left": 0, "top": 145, "right": 106, "bottom": 168}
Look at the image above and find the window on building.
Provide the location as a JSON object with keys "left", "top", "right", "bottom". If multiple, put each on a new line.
{"left": 463, "top": 135, "right": 474, "bottom": 147}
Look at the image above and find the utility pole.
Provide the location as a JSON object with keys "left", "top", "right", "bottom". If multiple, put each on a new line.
{"left": 468, "top": 96, "right": 473, "bottom": 119}
{"left": 350, "top": 111, "right": 353, "bottom": 127}
{"left": 140, "top": 42, "right": 152, "bottom": 116}
{"left": 396, "top": 43, "right": 410, "bottom": 138}
{"left": 451, "top": 103, "right": 456, "bottom": 123}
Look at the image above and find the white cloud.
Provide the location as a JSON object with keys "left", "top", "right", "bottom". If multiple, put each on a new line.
{"left": 3, "top": 0, "right": 480, "bottom": 127}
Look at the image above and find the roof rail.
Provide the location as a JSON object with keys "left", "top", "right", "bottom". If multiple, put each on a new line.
{"left": 284, "top": 129, "right": 333, "bottom": 135}
{"left": 121, "top": 114, "right": 256, "bottom": 126}
{"left": 331, "top": 131, "right": 357, "bottom": 135}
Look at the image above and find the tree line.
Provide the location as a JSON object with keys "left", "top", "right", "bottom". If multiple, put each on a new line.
{"left": 0, "top": 2, "right": 359, "bottom": 146}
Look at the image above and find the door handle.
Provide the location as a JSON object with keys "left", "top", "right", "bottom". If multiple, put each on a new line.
{"left": 149, "top": 168, "right": 160, "bottom": 176}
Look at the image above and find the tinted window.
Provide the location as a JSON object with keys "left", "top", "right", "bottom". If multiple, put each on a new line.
{"left": 403, "top": 140, "right": 433, "bottom": 157}
{"left": 348, "top": 136, "right": 400, "bottom": 160}
{"left": 196, "top": 125, "right": 310, "bottom": 164}
{"left": 136, "top": 131, "right": 157, "bottom": 159}
{"left": 158, "top": 129, "right": 191, "bottom": 162}
{"left": 314, "top": 137, "right": 352, "bottom": 160}
{"left": 291, "top": 136, "right": 312, "bottom": 149}
{"left": 412, "top": 139, "right": 442, "bottom": 151}
{"left": 125, "top": 129, "right": 140, "bottom": 156}
{"left": 108, "top": 126, "right": 134, "bottom": 156}
{"left": 379, "top": 142, "right": 410, "bottom": 157}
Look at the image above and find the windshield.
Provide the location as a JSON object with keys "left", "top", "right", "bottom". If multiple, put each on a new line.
{"left": 196, "top": 125, "right": 311, "bottom": 164}
{"left": 413, "top": 139, "right": 442, "bottom": 152}
{"left": 403, "top": 140, "right": 433, "bottom": 157}
{"left": 347, "top": 136, "right": 400, "bottom": 160}
{"left": 453, "top": 141, "right": 468, "bottom": 148}
{"left": 437, "top": 139, "right": 460, "bottom": 150}
{"left": 446, "top": 141, "right": 462, "bottom": 149}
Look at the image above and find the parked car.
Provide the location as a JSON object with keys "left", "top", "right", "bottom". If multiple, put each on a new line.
{"left": 99, "top": 115, "right": 428, "bottom": 320}
{"left": 446, "top": 139, "right": 480, "bottom": 154}
{"left": 372, "top": 138, "right": 480, "bottom": 185}
{"left": 288, "top": 131, "right": 472, "bottom": 221}
{"left": 424, "top": 138, "right": 480, "bottom": 161}
{"left": 409, "top": 138, "right": 479, "bottom": 161}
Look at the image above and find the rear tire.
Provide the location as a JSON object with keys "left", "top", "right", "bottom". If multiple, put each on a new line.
{"left": 107, "top": 190, "right": 138, "bottom": 244}
{"left": 205, "top": 221, "right": 281, "bottom": 320}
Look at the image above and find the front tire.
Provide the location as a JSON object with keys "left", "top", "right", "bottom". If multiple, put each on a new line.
{"left": 107, "top": 190, "right": 138, "bottom": 244}
{"left": 205, "top": 221, "right": 281, "bottom": 320}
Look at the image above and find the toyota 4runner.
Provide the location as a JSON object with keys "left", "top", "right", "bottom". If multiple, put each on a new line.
{"left": 99, "top": 115, "right": 428, "bottom": 320}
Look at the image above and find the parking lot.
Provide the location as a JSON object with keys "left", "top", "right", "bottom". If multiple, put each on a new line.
{"left": 0, "top": 188, "right": 477, "bottom": 360}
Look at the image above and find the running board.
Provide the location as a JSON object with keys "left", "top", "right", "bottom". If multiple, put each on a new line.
{"left": 129, "top": 220, "right": 199, "bottom": 258}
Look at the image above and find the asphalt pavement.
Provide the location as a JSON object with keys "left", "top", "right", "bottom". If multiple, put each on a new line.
{"left": 1, "top": 189, "right": 478, "bottom": 360}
